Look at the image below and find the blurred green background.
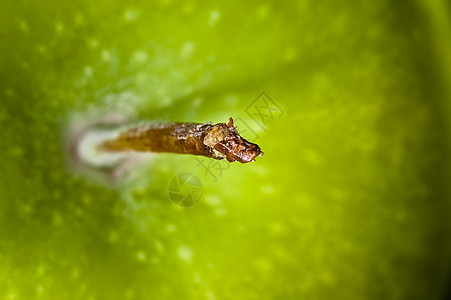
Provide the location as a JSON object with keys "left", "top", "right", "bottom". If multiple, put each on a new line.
{"left": 1, "top": 0, "right": 451, "bottom": 299}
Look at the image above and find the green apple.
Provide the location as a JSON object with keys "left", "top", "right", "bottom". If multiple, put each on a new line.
{"left": 0, "top": 0, "right": 450, "bottom": 299}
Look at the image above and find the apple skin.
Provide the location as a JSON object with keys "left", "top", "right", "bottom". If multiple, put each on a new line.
{"left": 0, "top": 1, "right": 450, "bottom": 299}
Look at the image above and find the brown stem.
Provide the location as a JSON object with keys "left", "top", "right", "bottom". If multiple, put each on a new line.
{"left": 99, "top": 118, "right": 263, "bottom": 163}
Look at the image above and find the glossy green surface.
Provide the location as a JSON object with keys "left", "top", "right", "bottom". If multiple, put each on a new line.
{"left": 1, "top": 1, "right": 451, "bottom": 299}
